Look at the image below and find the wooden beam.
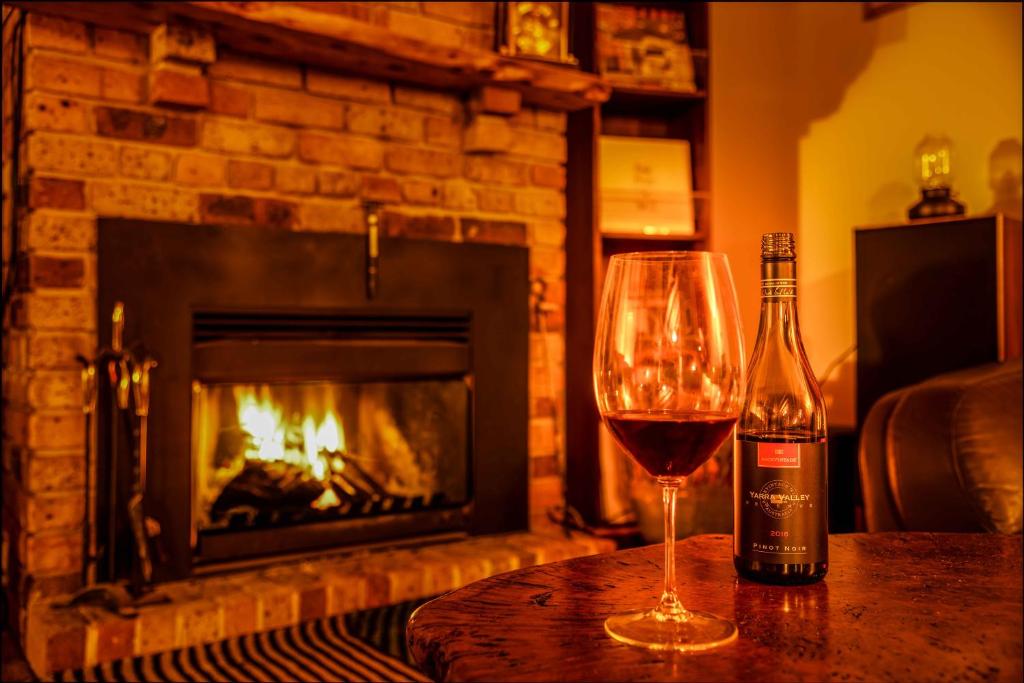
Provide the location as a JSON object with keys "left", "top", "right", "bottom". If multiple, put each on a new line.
{"left": 11, "top": 1, "right": 610, "bottom": 110}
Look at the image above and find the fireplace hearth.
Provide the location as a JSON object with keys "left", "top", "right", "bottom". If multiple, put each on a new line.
{"left": 96, "top": 218, "right": 528, "bottom": 582}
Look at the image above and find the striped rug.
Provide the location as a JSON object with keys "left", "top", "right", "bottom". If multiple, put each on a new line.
{"left": 53, "top": 598, "right": 432, "bottom": 682}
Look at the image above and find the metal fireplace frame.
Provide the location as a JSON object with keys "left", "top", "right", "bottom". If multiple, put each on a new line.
{"left": 97, "top": 219, "right": 529, "bottom": 582}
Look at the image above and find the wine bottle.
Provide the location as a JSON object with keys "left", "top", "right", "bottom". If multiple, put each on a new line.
{"left": 734, "top": 232, "right": 828, "bottom": 584}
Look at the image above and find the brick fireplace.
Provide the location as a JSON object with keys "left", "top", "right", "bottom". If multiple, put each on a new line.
{"left": 1, "top": 3, "right": 612, "bottom": 675}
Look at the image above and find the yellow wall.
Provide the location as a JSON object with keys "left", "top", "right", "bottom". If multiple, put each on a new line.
{"left": 711, "top": 1, "right": 1023, "bottom": 426}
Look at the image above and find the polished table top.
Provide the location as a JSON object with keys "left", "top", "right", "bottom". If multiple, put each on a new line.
{"left": 407, "top": 533, "right": 1022, "bottom": 682}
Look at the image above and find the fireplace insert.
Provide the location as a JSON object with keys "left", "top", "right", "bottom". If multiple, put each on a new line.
{"left": 96, "top": 218, "right": 528, "bottom": 582}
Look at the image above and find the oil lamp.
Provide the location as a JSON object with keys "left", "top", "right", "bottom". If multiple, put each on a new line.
{"left": 908, "top": 134, "right": 965, "bottom": 220}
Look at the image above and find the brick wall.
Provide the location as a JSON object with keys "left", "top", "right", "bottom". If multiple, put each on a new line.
{"left": 1, "top": 5, "right": 566, "bottom": 636}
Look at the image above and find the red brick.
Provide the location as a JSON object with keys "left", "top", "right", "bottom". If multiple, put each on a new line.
{"left": 536, "top": 110, "right": 568, "bottom": 133}
{"left": 516, "top": 190, "right": 565, "bottom": 218}
{"left": 23, "top": 94, "right": 89, "bottom": 134}
{"left": 464, "top": 114, "right": 513, "bottom": 152}
{"left": 318, "top": 170, "right": 359, "bottom": 197}
{"left": 120, "top": 146, "right": 172, "bottom": 180}
{"left": 93, "top": 28, "right": 146, "bottom": 63}
{"left": 464, "top": 157, "right": 528, "bottom": 185}
{"left": 199, "top": 193, "right": 255, "bottom": 226}
{"left": 461, "top": 218, "right": 527, "bottom": 246}
{"left": 45, "top": 624, "right": 87, "bottom": 674}
{"left": 26, "top": 53, "right": 101, "bottom": 97}
{"left": 100, "top": 67, "right": 144, "bottom": 103}
{"left": 28, "top": 177, "right": 84, "bottom": 210}
{"left": 174, "top": 152, "right": 226, "bottom": 187}
{"left": 299, "top": 586, "right": 327, "bottom": 621}
{"left": 424, "top": 116, "right": 460, "bottom": 148}
{"left": 150, "top": 22, "right": 216, "bottom": 64}
{"left": 531, "top": 455, "right": 560, "bottom": 478}
{"left": 382, "top": 213, "right": 456, "bottom": 241}
{"left": 24, "top": 13, "right": 88, "bottom": 53}
{"left": 364, "top": 574, "right": 391, "bottom": 609}
{"left": 384, "top": 146, "right": 459, "bottom": 177}
{"left": 150, "top": 66, "right": 210, "bottom": 109}
{"left": 529, "top": 416, "right": 557, "bottom": 456}
{"left": 509, "top": 128, "right": 566, "bottom": 162}
{"left": 19, "top": 255, "right": 85, "bottom": 289}
{"left": 25, "top": 134, "right": 118, "bottom": 175}
{"left": 210, "top": 81, "right": 250, "bottom": 117}
{"left": 400, "top": 179, "right": 441, "bottom": 206}
{"left": 529, "top": 220, "right": 566, "bottom": 247}
{"left": 136, "top": 605, "right": 178, "bottom": 655}
{"left": 260, "top": 589, "right": 297, "bottom": 629}
{"left": 360, "top": 176, "right": 402, "bottom": 203}
{"left": 297, "top": 200, "right": 363, "bottom": 233}
{"left": 202, "top": 118, "right": 295, "bottom": 158}
{"left": 475, "top": 187, "right": 515, "bottom": 213}
{"left": 531, "top": 164, "right": 566, "bottom": 189}
{"left": 347, "top": 103, "right": 422, "bottom": 141}
{"left": 393, "top": 86, "right": 461, "bottom": 115}
{"left": 24, "top": 452, "right": 86, "bottom": 493}
{"left": 298, "top": 131, "right": 381, "bottom": 169}
{"left": 95, "top": 107, "right": 197, "bottom": 146}
{"left": 256, "top": 198, "right": 297, "bottom": 230}
{"left": 220, "top": 592, "right": 258, "bottom": 638}
{"left": 25, "top": 370, "right": 84, "bottom": 409}
{"left": 25, "top": 490, "right": 85, "bottom": 532}
{"left": 228, "top": 160, "right": 274, "bottom": 190}
{"left": 306, "top": 69, "right": 389, "bottom": 103}
{"left": 470, "top": 86, "right": 522, "bottom": 115}
{"left": 89, "top": 180, "right": 196, "bottom": 221}
{"left": 209, "top": 50, "right": 301, "bottom": 88}
{"left": 530, "top": 246, "right": 566, "bottom": 280}
{"left": 441, "top": 181, "right": 477, "bottom": 211}
{"left": 95, "top": 617, "right": 135, "bottom": 663}
{"left": 178, "top": 603, "right": 222, "bottom": 646}
{"left": 276, "top": 165, "right": 316, "bottom": 195}
{"left": 253, "top": 86, "right": 343, "bottom": 129}
{"left": 24, "top": 530, "right": 81, "bottom": 573}
{"left": 199, "top": 193, "right": 295, "bottom": 229}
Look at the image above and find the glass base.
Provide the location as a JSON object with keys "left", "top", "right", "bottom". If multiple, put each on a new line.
{"left": 604, "top": 608, "right": 738, "bottom": 653}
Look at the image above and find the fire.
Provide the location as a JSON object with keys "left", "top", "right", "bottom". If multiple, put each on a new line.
{"left": 234, "top": 387, "right": 345, "bottom": 482}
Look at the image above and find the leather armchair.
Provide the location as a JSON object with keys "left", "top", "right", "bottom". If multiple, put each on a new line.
{"left": 859, "top": 360, "right": 1022, "bottom": 533}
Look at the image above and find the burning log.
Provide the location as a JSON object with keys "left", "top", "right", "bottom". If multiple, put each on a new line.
{"left": 211, "top": 460, "right": 326, "bottom": 521}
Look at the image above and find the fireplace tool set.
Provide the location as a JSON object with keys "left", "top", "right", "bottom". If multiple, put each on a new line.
{"left": 59, "top": 302, "right": 166, "bottom": 614}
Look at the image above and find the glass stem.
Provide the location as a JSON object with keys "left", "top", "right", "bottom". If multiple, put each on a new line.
{"left": 658, "top": 482, "right": 686, "bottom": 620}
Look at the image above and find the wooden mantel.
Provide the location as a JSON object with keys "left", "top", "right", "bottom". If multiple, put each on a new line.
{"left": 12, "top": 1, "right": 611, "bottom": 111}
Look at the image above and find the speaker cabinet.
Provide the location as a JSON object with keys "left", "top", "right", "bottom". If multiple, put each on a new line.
{"left": 854, "top": 214, "right": 1021, "bottom": 426}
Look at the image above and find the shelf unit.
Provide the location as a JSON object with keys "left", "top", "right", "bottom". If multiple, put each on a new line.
{"left": 564, "top": 2, "right": 711, "bottom": 526}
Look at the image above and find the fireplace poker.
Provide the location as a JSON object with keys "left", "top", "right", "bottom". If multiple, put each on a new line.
{"left": 77, "top": 357, "right": 98, "bottom": 586}
{"left": 127, "top": 356, "right": 157, "bottom": 592}
{"left": 105, "top": 302, "right": 126, "bottom": 581}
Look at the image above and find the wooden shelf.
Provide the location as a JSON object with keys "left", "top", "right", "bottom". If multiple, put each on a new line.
{"left": 564, "top": 1, "right": 712, "bottom": 528}
{"left": 14, "top": 1, "right": 611, "bottom": 111}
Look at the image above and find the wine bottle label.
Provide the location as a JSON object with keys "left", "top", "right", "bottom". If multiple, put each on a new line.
{"left": 734, "top": 440, "right": 828, "bottom": 564}
{"left": 760, "top": 278, "right": 796, "bottom": 299}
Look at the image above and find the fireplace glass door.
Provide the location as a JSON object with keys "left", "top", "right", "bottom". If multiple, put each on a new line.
{"left": 192, "top": 379, "right": 469, "bottom": 535}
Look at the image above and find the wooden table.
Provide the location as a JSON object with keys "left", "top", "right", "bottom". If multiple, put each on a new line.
{"left": 407, "top": 533, "right": 1022, "bottom": 682}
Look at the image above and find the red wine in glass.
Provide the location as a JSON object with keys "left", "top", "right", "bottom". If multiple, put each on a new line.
{"left": 604, "top": 411, "right": 737, "bottom": 479}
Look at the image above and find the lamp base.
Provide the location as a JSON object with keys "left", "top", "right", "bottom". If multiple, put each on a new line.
{"left": 909, "top": 187, "right": 965, "bottom": 220}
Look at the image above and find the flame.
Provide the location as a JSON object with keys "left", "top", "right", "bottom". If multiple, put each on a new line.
{"left": 317, "top": 410, "right": 345, "bottom": 453}
{"left": 234, "top": 387, "right": 344, "bottom": 482}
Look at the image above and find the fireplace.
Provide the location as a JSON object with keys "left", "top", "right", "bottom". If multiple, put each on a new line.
{"left": 96, "top": 218, "right": 528, "bottom": 582}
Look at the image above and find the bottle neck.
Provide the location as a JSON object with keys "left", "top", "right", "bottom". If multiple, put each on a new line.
{"left": 757, "top": 259, "right": 800, "bottom": 337}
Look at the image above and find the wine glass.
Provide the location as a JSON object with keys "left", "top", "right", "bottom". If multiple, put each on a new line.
{"left": 594, "top": 251, "right": 745, "bottom": 652}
